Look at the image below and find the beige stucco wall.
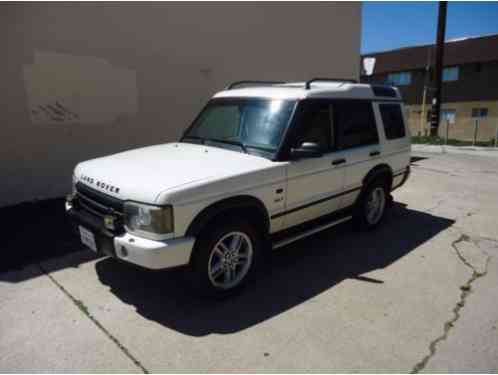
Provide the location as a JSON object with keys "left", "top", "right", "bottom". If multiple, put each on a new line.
{"left": 1, "top": 2, "right": 361, "bottom": 207}
{"left": 406, "top": 101, "right": 498, "bottom": 142}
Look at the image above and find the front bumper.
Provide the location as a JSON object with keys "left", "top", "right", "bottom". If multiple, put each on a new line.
{"left": 114, "top": 232, "right": 195, "bottom": 270}
{"left": 66, "top": 203, "right": 195, "bottom": 270}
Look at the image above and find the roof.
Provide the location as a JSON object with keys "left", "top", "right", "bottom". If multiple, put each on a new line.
{"left": 213, "top": 82, "right": 402, "bottom": 101}
{"left": 362, "top": 33, "right": 498, "bottom": 75}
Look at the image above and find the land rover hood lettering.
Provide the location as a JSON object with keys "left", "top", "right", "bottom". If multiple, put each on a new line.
{"left": 80, "top": 175, "right": 120, "bottom": 194}
{"left": 74, "top": 142, "right": 275, "bottom": 203}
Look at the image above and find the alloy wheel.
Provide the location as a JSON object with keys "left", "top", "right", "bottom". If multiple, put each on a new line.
{"left": 207, "top": 231, "right": 254, "bottom": 289}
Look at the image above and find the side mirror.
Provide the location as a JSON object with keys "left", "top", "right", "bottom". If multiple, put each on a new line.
{"left": 290, "top": 142, "right": 323, "bottom": 159}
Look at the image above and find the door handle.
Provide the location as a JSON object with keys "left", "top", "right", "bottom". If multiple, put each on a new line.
{"left": 370, "top": 151, "right": 380, "bottom": 157}
{"left": 332, "top": 158, "right": 346, "bottom": 166}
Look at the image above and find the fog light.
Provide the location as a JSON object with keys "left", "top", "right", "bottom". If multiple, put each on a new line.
{"left": 120, "top": 246, "right": 128, "bottom": 257}
{"left": 104, "top": 215, "right": 115, "bottom": 230}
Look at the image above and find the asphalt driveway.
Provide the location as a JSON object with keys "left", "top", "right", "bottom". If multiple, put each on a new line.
{"left": 1, "top": 151, "right": 497, "bottom": 372}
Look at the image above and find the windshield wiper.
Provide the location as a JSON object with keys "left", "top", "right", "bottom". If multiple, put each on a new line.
{"left": 245, "top": 144, "right": 275, "bottom": 153}
{"left": 182, "top": 135, "right": 205, "bottom": 143}
{"left": 205, "top": 138, "right": 249, "bottom": 154}
{"left": 183, "top": 135, "right": 249, "bottom": 154}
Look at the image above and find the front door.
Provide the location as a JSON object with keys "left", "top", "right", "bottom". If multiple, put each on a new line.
{"left": 283, "top": 100, "right": 346, "bottom": 229}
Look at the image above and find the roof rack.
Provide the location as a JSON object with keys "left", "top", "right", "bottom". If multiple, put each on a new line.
{"left": 226, "top": 80, "right": 285, "bottom": 90}
{"left": 305, "top": 77, "right": 357, "bottom": 89}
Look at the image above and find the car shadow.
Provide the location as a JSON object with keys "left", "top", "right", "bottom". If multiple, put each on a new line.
{"left": 1, "top": 198, "right": 90, "bottom": 274}
{"left": 95, "top": 202, "right": 455, "bottom": 336}
{"left": 411, "top": 156, "right": 429, "bottom": 163}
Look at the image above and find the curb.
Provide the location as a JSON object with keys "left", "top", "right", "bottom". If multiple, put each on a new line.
{"left": 412, "top": 144, "right": 498, "bottom": 158}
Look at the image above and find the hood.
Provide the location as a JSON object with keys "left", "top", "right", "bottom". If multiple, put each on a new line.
{"left": 74, "top": 142, "right": 276, "bottom": 203}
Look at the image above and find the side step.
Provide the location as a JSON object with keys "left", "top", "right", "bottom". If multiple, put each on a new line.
{"left": 272, "top": 216, "right": 352, "bottom": 249}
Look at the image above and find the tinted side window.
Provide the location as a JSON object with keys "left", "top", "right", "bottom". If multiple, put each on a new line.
{"left": 379, "top": 104, "right": 406, "bottom": 140}
{"left": 294, "top": 102, "right": 333, "bottom": 151}
{"left": 336, "top": 101, "right": 378, "bottom": 149}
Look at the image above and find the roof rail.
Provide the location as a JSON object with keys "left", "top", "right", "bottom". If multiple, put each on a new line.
{"left": 226, "top": 80, "right": 285, "bottom": 90}
{"left": 305, "top": 77, "right": 357, "bottom": 89}
{"left": 371, "top": 85, "right": 397, "bottom": 98}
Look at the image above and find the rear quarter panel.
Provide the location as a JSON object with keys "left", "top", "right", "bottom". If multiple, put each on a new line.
{"left": 373, "top": 102, "right": 411, "bottom": 177}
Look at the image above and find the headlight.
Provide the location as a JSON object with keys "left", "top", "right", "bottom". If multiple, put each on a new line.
{"left": 124, "top": 202, "right": 174, "bottom": 238}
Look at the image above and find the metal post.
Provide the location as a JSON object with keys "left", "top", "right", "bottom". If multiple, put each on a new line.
{"left": 420, "top": 87, "right": 427, "bottom": 136}
{"left": 495, "top": 120, "right": 498, "bottom": 148}
{"left": 473, "top": 119, "right": 479, "bottom": 146}
{"left": 445, "top": 119, "right": 449, "bottom": 145}
{"left": 430, "top": 2, "right": 448, "bottom": 136}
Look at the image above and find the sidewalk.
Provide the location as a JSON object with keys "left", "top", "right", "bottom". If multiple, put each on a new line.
{"left": 413, "top": 144, "right": 498, "bottom": 158}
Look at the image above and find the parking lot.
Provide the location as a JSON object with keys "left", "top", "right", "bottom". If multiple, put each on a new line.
{"left": 1, "top": 150, "right": 498, "bottom": 372}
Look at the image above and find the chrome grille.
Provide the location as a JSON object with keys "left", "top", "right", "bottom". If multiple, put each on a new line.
{"left": 75, "top": 182, "right": 124, "bottom": 231}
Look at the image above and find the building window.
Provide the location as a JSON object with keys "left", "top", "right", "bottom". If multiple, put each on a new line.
{"left": 443, "top": 67, "right": 459, "bottom": 82}
{"left": 440, "top": 109, "right": 456, "bottom": 124}
{"left": 386, "top": 72, "right": 411, "bottom": 86}
{"left": 471, "top": 108, "right": 488, "bottom": 118}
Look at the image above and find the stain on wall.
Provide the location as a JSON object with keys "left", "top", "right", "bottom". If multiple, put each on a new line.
{"left": 2, "top": 3, "right": 361, "bottom": 207}
{"left": 23, "top": 51, "right": 137, "bottom": 125}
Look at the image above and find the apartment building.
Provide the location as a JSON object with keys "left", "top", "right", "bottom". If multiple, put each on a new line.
{"left": 361, "top": 34, "right": 498, "bottom": 141}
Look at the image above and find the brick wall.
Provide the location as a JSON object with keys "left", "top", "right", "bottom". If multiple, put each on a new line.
{"left": 406, "top": 101, "right": 498, "bottom": 141}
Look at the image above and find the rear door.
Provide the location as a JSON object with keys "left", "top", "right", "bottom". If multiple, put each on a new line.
{"left": 283, "top": 100, "right": 346, "bottom": 229}
{"left": 335, "top": 100, "right": 382, "bottom": 209}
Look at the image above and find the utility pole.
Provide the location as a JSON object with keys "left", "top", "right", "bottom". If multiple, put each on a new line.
{"left": 420, "top": 46, "right": 433, "bottom": 136}
{"left": 430, "top": 1, "right": 448, "bottom": 136}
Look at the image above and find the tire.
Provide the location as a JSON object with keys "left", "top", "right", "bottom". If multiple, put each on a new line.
{"left": 188, "top": 217, "right": 263, "bottom": 298}
{"left": 353, "top": 177, "right": 390, "bottom": 231}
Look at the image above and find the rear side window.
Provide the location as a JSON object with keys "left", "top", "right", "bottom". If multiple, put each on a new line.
{"left": 336, "top": 101, "right": 378, "bottom": 149}
{"left": 379, "top": 104, "right": 406, "bottom": 140}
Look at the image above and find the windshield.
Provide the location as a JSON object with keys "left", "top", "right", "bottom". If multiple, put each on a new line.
{"left": 183, "top": 98, "right": 296, "bottom": 155}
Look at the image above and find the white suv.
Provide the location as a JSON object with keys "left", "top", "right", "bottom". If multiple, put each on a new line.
{"left": 66, "top": 78, "right": 411, "bottom": 297}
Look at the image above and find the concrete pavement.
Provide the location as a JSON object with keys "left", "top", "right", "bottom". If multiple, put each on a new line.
{"left": 0, "top": 263, "right": 139, "bottom": 372}
{"left": 412, "top": 143, "right": 498, "bottom": 158}
{"left": 1, "top": 151, "right": 497, "bottom": 372}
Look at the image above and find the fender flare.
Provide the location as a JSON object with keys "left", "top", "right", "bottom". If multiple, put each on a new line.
{"left": 185, "top": 195, "right": 270, "bottom": 238}
{"left": 362, "top": 164, "right": 393, "bottom": 191}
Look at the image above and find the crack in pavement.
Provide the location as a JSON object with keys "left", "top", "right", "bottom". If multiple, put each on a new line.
{"left": 37, "top": 263, "right": 149, "bottom": 373}
{"left": 425, "top": 199, "right": 446, "bottom": 214}
{"left": 411, "top": 165, "right": 452, "bottom": 176}
{"left": 411, "top": 164, "right": 461, "bottom": 178}
{"left": 411, "top": 234, "right": 492, "bottom": 373}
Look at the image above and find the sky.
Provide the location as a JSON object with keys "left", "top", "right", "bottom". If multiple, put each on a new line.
{"left": 362, "top": 1, "right": 498, "bottom": 54}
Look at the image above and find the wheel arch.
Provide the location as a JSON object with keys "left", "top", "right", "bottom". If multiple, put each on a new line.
{"left": 185, "top": 195, "right": 271, "bottom": 239}
{"left": 362, "top": 163, "right": 394, "bottom": 191}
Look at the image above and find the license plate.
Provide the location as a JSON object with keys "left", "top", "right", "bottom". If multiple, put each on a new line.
{"left": 79, "top": 226, "right": 97, "bottom": 252}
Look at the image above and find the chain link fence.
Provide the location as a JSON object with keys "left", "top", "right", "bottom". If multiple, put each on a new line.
{"left": 407, "top": 114, "right": 498, "bottom": 147}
